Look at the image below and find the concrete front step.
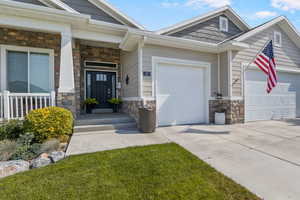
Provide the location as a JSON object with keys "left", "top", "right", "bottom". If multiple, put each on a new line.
{"left": 75, "top": 116, "right": 135, "bottom": 126}
{"left": 92, "top": 108, "right": 113, "bottom": 114}
{"left": 74, "top": 122, "right": 137, "bottom": 133}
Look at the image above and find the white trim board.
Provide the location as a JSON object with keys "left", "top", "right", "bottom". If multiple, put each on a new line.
{"left": 152, "top": 56, "right": 211, "bottom": 125}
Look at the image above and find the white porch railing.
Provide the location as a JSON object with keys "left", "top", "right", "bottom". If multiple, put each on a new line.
{"left": 0, "top": 91, "right": 55, "bottom": 121}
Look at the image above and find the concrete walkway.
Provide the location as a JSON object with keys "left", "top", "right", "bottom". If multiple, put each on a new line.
{"left": 66, "top": 129, "right": 170, "bottom": 155}
{"left": 67, "top": 119, "right": 300, "bottom": 200}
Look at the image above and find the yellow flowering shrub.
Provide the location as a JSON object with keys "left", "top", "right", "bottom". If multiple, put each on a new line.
{"left": 24, "top": 107, "right": 74, "bottom": 143}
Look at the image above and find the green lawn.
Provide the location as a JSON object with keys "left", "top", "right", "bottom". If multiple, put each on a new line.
{"left": 0, "top": 143, "right": 260, "bottom": 200}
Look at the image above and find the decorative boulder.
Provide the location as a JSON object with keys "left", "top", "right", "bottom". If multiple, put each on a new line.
{"left": 0, "top": 160, "right": 30, "bottom": 178}
{"left": 49, "top": 151, "right": 65, "bottom": 163}
{"left": 31, "top": 154, "right": 51, "bottom": 168}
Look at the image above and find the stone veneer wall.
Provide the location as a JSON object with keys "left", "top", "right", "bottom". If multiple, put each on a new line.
{"left": 73, "top": 40, "right": 121, "bottom": 114}
{"left": 122, "top": 100, "right": 156, "bottom": 125}
{"left": 0, "top": 27, "right": 61, "bottom": 90}
{"left": 73, "top": 40, "right": 81, "bottom": 115}
{"left": 209, "top": 99, "right": 245, "bottom": 124}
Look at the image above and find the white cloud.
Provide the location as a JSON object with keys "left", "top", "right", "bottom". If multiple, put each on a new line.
{"left": 254, "top": 11, "right": 277, "bottom": 19}
{"left": 185, "top": 0, "right": 231, "bottom": 8}
{"left": 272, "top": 0, "right": 300, "bottom": 12}
{"left": 161, "top": 1, "right": 180, "bottom": 8}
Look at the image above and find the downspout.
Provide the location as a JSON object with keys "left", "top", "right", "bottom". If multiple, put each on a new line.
{"left": 217, "top": 53, "right": 220, "bottom": 94}
{"left": 227, "top": 50, "right": 232, "bottom": 98}
{"left": 138, "top": 36, "right": 147, "bottom": 105}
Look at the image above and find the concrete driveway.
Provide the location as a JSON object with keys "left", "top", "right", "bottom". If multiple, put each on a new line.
{"left": 160, "top": 119, "right": 300, "bottom": 200}
{"left": 67, "top": 119, "right": 300, "bottom": 200}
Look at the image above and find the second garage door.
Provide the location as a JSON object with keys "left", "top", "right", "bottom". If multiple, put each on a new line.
{"left": 157, "top": 63, "right": 208, "bottom": 126}
{"left": 245, "top": 69, "right": 300, "bottom": 122}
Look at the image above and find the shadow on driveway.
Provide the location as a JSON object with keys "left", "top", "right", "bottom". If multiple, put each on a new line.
{"left": 180, "top": 128, "right": 230, "bottom": 135}
{"left": 281, "top": 118, "right": 300, "bottom": 126}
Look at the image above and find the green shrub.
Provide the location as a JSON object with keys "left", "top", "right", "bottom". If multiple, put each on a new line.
{"left": 10, "top": 133, "right": 37, "bottom": 161}
{"left": 0, "top": 120, "right": 25, "bottom": 140}
{"left": 108, "top": 98, "right": 122, "bottom": 105}
{"left": 24, "top": 107, "right": 74, "bottom": 143}
{"left": 83, "top": 98, "right": 99, "bottom": 105}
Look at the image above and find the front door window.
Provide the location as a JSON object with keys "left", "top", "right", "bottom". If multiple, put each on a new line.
{"left": 86, "top": 71, "right": 116, "bottom": 109}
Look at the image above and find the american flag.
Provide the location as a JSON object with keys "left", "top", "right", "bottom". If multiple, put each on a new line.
{"left": 254, "top": 40, "right": 278, "bottom": 93}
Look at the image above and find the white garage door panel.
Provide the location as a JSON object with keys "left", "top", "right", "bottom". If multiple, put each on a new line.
{"left": 157, "top": 63, "right": 206, "bottom": 126}
{"left": 245, "top": 70, "right": 300, "bottom": 122}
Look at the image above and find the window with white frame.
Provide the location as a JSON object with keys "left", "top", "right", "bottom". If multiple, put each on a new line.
{"left": 219, "top": 16, "right": 228, "bottom": 32}
{"left": 274, "top": 31, "right": 282, "bottom": 47}
{"left": 1, "top": 46, "right": 54, "bottom": 93}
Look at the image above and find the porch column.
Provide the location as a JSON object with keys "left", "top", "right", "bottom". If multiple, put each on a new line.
{"left": 57, "top": 32, "right": 76, "bottom": 116}
{"left": 58, "top": 32, "right": 75, "bottom": 93}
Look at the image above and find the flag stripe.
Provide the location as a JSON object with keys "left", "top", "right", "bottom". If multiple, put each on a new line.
{"left": 253, "top": 40, "right": 278, "bottom": 93}
{"left": 254, "top": 61, "right": 268, "bottom": 74}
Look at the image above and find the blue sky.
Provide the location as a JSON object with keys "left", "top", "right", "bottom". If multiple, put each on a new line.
{"left": 107, "top": 0, "right": 300, "bottom": 31}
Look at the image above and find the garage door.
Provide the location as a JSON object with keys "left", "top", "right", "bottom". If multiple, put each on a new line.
{"left": 245, "top": 69, "right": 300, "bottom": 122}
{"left": 157, "top": 63, "right": 207, "bottom": 126}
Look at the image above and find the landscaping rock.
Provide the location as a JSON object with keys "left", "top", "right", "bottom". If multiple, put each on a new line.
{"left": 59, "top": 143, "right": 68, "bottom": 151}
{"left": 0, "top": 160, "right": 30, "bottom": 178}
{"left": 49, "top": 151, "right": 65, "bottom": 163}
{"left": 31, "top": 155, "right": 51, "bottom": 168}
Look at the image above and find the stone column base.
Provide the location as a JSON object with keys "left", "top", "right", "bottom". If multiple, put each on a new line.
{"left": 209, "top": 99, "right": 245, "bottom": 124}
{"left": 56, "top": 92, "right": 77, "bottom": 117}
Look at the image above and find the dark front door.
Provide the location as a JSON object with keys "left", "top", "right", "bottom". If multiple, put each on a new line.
{"left": 86, "top": 71, "right": 116, "bottom": 109}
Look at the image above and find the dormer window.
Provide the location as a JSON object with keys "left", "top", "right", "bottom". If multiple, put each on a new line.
{"left": 219, "top": 16, "right": 228, "bottom": 32}
{"left": 274, "top": 31, "right": 282, "bottom": 47}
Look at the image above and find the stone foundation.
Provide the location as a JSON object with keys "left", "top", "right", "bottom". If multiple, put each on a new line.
{"left": 122, "top": 100, "right": 156, "bottom": 125}
{"left": 56, "top": 93, "right": 76, "bottom": 116}
{"left": 209, "top": 99, "right": 244, "bottom": 124}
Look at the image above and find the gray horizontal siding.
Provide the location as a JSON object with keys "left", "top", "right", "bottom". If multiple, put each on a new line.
{"left": 142, "top": 44, "right": 219, "bottom": 97}
{"left": 12, "top": 0, "right": 46, "bottom": 6}
{"left": 168, "top": 15, "right": 243, "bottom": 43}
{"left": 232, "top": 24, "right": 300, "bottom": 97}
{"left": 61, "top": 0, "right": 123, "bottom": 25}
{"left": 121, "top": 49, "right": 139, "bottom": 98}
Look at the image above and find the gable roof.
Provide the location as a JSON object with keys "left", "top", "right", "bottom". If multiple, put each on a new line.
{"left": 89, "top": 0, "right": 144, "bottom": 29}
{"left": 156, "top": 6, "right": 250, "bottom": 35}
{"left": 233, "top": 16, "right": 300, "bottom": 49}
{"left": 43, "top": 0, "right": 144, "bottom": 29}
